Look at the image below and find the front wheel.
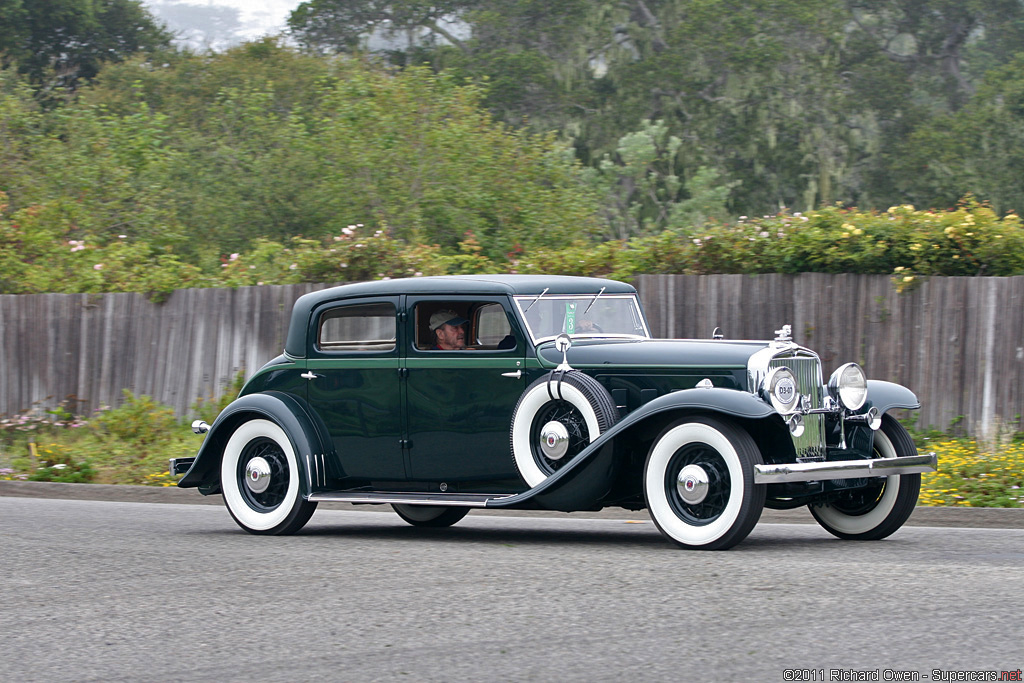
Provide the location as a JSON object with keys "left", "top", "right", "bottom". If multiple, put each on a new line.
{"left": 809, "top": 415, "right": 920, "bottom": 540}
{"left": 392, "top": 505, "right": 470, "bottom": 528}
{"left": 220, "top": 418, "right": 317, "bottom": 535}
{"left": 644, "top": 416, "right": 765, "bottom": 550}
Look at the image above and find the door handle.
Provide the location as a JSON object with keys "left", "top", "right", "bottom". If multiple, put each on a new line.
{"left": 501, "top": 370, "right": 522, "bottom": 379}
{"left": 300, "top": 371, "right": 318, "bottom": 380}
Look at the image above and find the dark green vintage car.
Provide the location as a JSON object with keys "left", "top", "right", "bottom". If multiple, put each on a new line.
{"left": 172, "top": 275, "right": 936, "bottom": 549}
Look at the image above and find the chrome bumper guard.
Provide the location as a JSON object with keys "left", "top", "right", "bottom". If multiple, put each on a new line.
{"left": 753, "top": 452, "right": 937, "bottom": 484}
{"left": 169, "top": 457, "right": 196, "bottom": 476}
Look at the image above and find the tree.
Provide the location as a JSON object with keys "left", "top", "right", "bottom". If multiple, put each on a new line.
{"left": 895, "top": 53, "right": 1024, "bottom": 214}
{"left": 0, "top": 0, "right": 172, "bottom": 88}
{"left": 288, "top": 0, "right": 473, "bottom": 53}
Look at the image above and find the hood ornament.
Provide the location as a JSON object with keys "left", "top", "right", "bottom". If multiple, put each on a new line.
{"left": 774, "top": 324, "right": 793, "bottom": 343}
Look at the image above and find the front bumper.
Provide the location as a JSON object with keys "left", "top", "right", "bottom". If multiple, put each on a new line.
{"left": 753, "top": 452, "right": 937, "bottom": 484}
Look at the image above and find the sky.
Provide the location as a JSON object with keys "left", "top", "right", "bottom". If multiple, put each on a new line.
{"left": 142, "top": 0, "right": 305, "bottom": 50}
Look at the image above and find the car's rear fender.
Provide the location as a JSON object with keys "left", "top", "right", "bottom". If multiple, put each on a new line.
{"left": 178, "top": 392, "right": 331, "bottom": 497}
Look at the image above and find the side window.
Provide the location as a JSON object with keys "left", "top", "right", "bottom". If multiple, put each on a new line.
{"left": 318, "top": 302, "right": 396, "bottom": 352}
{"left": 475, "top": 303, "right": 514, "bottom": 348}
{"left": 414, "top": 301, "right": 516, "bottom": 350}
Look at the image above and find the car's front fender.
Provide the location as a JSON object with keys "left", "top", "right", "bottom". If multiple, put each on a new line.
{"left": 865, "top": 380, "right": 920, "bottom": 414}
{"left": 178, "top": 392, "right": 330, "bottom": 496}
{"left": 490, "top": 387, "right": 775, "bottom": 510}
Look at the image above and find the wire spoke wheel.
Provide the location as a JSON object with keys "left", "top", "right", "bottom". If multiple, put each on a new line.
{"left": 530, "top": 400, "right": 590, "bottom": 475}
{"left": 510, "top": 371, "right": 619, "bottom": 487}
{"left": 809, "top": 414, "right": 921, "bottom": 540}
{"left": 664, "top": 443, "right": 731, "bottom": 525}
{"left": 236, "top": 437, "right": 290, "bottom": 512}
{"left": 644, "top": 416, "right": 764, "bottom": 550}
{"left": 220, "top": 419, "right": 317, "bottom": 535}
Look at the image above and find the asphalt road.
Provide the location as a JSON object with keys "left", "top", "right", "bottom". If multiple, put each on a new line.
{"left": 2, "top": 494, "right": 1023, "bottom": 682}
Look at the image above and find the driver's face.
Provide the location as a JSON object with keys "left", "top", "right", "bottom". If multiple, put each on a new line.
{"left": 436, "top": 323, "right": 466, "bottom": 350}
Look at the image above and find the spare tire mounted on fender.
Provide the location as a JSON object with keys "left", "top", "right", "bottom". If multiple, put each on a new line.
{"left": 510, "top": 371, "right": 619, "bottom": 487}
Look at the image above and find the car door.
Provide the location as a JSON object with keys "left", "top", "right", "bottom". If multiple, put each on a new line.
{"left": 403, "top": 295, "right": 528, "bottom": 486}
{"left": 304, "top": 296, "right": 406, "bottom": 482}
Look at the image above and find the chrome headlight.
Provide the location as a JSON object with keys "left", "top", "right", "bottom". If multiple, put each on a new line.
{"left": 828, "top": 362, "right": 867, "bottom": 411}
{"left": 762, "top": 366, "right": 800, "bottom": 415}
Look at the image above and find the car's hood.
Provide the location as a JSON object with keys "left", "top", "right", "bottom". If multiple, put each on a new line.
{"left": 536, "top": 337, "right": 770, "bottom": 370}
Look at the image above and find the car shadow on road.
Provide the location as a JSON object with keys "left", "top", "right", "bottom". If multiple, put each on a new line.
{"left": 296, "top": 521, "right": 671, "bottom": 548}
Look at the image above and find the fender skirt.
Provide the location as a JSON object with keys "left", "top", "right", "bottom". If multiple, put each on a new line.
{"left": 177, "top": 392, "right": 329, "bottom": 496}
{"left": 488, "top": 388, "right": 775, "bottom": 511}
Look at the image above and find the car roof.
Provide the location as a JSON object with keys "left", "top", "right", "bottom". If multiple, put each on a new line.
{"left": 285, "top": 275, "right": 637, "bottom": 357}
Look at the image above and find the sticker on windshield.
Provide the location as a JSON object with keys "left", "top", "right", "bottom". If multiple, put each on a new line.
{"left": 565, "top": 302, "right": 576, "bottom": 334}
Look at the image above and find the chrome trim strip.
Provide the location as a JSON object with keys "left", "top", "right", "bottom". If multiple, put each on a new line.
{"left": 307, "top": 491, "right": 513, "bottom": 506}
{"left": 753, "top": 453, "right": 938, "bottom": 484}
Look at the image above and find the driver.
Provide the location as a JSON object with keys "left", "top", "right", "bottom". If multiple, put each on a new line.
{"left": 429, "top": 310, "right": 469, "bottom": 350}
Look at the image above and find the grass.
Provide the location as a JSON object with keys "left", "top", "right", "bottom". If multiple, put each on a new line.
{"left": 915, "top": 436, "right": 1024, "bottom": 507}
{"left": 2, "top": 395, "right": 1022, "bottom": 507}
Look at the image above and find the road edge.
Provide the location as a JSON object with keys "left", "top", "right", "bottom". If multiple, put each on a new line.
{"left": 3, "top": 480, "right": 1023, "bottom": 528}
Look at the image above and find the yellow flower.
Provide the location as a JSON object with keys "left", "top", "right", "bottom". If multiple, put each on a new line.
{"left": 909, "top": 243, "right": 921, "bottom": 251}
{"left": 894, "top": 266, "right": 904, "bottom": 272}
{"left": 903, "top": 276, "right": 914, "bottom": 282}
{"left": 852, "top": 228, "right": 863, "bottom": 236}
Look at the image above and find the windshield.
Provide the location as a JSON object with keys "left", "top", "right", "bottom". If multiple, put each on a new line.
{"left": 514, "top": 294, "right": 650, "bottom": 343}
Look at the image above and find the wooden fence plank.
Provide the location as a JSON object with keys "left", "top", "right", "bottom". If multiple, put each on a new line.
{"left": 1, "top": 276, "right": 1022, "bottom": 436}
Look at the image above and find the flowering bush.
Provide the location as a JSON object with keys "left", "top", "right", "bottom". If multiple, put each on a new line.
{"left": 918, "top": 438, "right": 1024, "bottom": 507}
{"left": 3, "top": 190, "right": 1023, "bottom": 296}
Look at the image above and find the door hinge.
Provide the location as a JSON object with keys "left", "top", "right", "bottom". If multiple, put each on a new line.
{"left": 398, "top": 367, "right": 409, "bottom": 379}
{"left": 399, "top": 439, "right": 413, "bottom": 449}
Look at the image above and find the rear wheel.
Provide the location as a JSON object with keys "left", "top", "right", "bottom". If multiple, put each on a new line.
{"left": 220, "top": 419, "right": 317, "bottom": 535}
{"left": 810, "top": 415, "right": 920, "bottom": 540}
{"left": 392, "top": 505, "right": 469, "bottom": 527}
{"left": 644, "top": 416, "right": 765, "bottom": 550}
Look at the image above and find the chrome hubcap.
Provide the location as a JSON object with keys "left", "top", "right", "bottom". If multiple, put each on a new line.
{"left": 539, "top": 421, "right": 570, "bottom": 460}
{"left": 677, "top": 464, "right": 710, "bottom": 505}
{"left": 244, "top": 456, "right": 272, "bottom": 494}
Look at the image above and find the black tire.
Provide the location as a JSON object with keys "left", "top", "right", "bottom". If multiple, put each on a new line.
{"left": 392, "top": 504, "right": 470, "bottom": 527}
{"left": 643, "top": 416, "right": 766, "bottom": 550}
{"left": 509, "top": 371, "right": 619, "bottom": 487}
{"left": 220, "top": 418, "right": 317, "bottom": 535}
{"left": 809, "top": 415, "right": 921, "bottom": 540}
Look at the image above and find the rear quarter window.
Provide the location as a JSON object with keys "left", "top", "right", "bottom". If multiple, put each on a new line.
{"left": 318, "top": 302, "right": 396, "bottom": 352}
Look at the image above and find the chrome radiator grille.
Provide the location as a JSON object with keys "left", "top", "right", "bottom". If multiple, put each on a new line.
{"left": 769, "top": 355, "right": 824, "bottom": 408}
{"left": 769, "top": 354, "right": 826, "bottom": 460}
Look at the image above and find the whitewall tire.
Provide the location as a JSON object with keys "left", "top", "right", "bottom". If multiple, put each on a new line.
{"left": 510, "top": 372, "right": 619, "bottom": 487}
{"left": 644, "top": 416, "right": 765, "bottom": 550}
{"left": 220, "top": 418, "right": 317, "bottom": 535}
{"left": 810, "top": 415, "right": 921, "bottom": 540}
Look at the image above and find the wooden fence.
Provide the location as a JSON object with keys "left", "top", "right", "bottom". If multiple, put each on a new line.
{"left": 1, "top": 275, "right": 1022, "bottom": 437}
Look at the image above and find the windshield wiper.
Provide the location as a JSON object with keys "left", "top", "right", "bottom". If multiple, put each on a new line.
{"left": 583, "top": 287, "right": 606, "bottom": 315}
{"left": 523, "top": 287, "right": 549, "bottom": 313}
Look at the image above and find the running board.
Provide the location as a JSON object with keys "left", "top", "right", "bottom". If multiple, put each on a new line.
{"left": 306, "top": 491, "right": 513, "bottom": 507}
